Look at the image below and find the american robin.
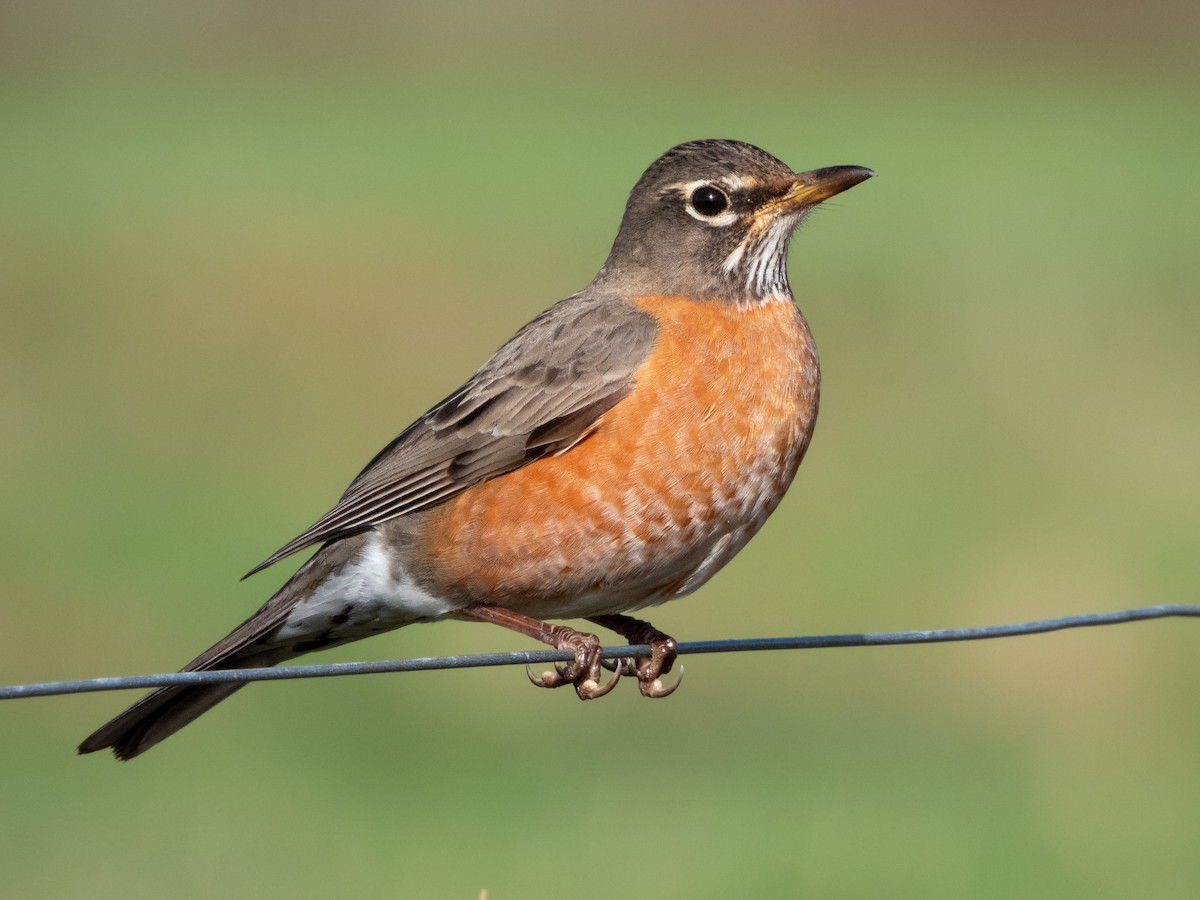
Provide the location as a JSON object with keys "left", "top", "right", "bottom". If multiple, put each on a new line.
{"left": 79, "top": 139, "right": 873, "bottom": 759}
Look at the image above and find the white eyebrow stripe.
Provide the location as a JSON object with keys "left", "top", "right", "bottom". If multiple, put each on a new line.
{"left": 660, "top": 174, "right": 759, "bottom": 196}
{"left": 716, "top": 173, "right": 758, "bottom": 191}
{"left": 660, "top": 179, "right": 713, "bottom": 197}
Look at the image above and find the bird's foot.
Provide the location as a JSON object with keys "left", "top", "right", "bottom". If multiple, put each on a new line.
{"left": 589, "top": 614, "right": 682, "bottom": 698}
{"left": 525, "top": 628, "right": 620, "bottom": 700}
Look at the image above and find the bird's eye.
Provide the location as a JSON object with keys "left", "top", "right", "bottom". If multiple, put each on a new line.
{"left": 689, "top": 185, "right": 730, "bottom": 217}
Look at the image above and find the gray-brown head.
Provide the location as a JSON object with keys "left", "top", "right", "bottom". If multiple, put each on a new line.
{"left": 595, "top": 139, "right": 873, "bottom": 304}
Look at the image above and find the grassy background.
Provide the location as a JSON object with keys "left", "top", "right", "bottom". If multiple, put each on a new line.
{"left": 2, "top": 2, "right": 1198, "bottom": 897}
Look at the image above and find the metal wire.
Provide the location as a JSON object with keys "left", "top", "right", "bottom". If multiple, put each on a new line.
{"left": 2, "top": 603, "right": 1197, "bottom": 701}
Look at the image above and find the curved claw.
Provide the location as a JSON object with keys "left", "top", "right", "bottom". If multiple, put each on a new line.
{"left": 575, "top": 662, "right": 621, "bottom": 700}
{"left": 526, "top": 661, "right": 578, "bottom": 689}
{"left": 638, "top": 662, "right": 683, "bottom": 698}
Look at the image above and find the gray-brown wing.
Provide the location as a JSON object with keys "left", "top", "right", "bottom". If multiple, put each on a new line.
{"left": 244, "top": 293, "right": 657, "bottom": 577}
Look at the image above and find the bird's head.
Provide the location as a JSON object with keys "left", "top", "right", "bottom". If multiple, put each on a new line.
{"left": 598, "top": 139, "right": 873, "bottom": 304}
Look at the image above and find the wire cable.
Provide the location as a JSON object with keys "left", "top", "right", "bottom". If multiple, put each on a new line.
{"left": 2, "top": 603, "right": 1197, "bottom": 701}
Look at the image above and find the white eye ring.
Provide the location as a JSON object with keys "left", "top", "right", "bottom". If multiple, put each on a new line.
{"left": 690, "top": 184, "right": 729, "bottom": 216}
{"left": 678, "top": 181, "right": 739, "bottom": 226}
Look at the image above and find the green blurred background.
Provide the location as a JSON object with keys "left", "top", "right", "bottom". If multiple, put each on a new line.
{"left": 2, "top": 1, "right": 1198, "bottom": 897}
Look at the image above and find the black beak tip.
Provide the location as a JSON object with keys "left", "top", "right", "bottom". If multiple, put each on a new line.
{"left": 829, "top": 165, "right": 875, "bottom": 184}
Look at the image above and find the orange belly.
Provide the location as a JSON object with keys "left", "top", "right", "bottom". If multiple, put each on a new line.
{"left": 419, "top": 294, "right": 820, "bottom": 618}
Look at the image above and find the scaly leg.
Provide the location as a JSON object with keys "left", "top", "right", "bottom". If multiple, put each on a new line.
{"left": 456, "top": 604, "right": 619, "bottom": 700}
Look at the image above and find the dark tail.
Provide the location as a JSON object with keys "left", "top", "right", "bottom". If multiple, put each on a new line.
{"left": 78, "top": 648, "right": 287, "bottom": 760}
{"left": 78, "top": 540, "right": 361, "bottom": 760}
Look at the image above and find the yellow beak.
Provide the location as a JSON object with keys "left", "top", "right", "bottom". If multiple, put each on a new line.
{"left": 776, "top": 165, "right": 875, "bottom": 212}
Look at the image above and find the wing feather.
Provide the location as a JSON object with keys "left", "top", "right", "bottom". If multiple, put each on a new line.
{"left": 244, "top": 293, "right": 656, "bottom": 578}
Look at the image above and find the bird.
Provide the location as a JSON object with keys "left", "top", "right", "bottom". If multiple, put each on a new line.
{"left": 78, "top": 139, "right": 873, "bottom": 760}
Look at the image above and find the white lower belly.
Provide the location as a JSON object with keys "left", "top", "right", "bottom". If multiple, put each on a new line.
{"left": 273, "top": 532, "right": 459, "bottom": 644}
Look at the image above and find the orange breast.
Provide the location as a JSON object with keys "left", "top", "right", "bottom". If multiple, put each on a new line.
{"left": 419, "top": 294, "right": 820, "bottom": 617}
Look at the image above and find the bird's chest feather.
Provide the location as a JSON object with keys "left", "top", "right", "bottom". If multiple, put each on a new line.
{"left": 421, "top": 293, "right": 819, "bottom": 609}
{"left": 618, "top": 293, "right": 819, "bottom": 522}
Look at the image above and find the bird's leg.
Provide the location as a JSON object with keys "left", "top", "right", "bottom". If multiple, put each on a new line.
{"left": 587, "top": 613, "right": 681, "bottom": 698}
{"left": 456, "top": 604, "right": 618, "bottom": 700}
